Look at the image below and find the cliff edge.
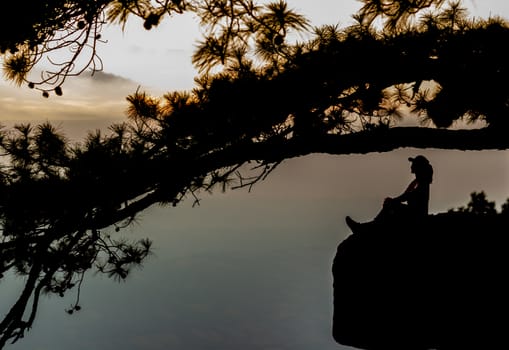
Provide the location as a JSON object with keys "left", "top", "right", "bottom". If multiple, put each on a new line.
{"left": 332, "top": 212, "right": 509, "bottom": 350}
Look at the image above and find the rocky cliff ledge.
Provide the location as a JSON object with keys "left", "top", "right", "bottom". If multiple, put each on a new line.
{"left": 332, "top": 212, "right": 509, "bottom": 350}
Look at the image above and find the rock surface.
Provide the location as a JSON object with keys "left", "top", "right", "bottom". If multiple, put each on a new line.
{"left": 332, "top": 212, "right": 509, "bottom": 350}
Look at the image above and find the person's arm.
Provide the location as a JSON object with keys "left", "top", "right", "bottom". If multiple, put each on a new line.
{"left": 390, "top": 180, "right": 418, "bottom": 203}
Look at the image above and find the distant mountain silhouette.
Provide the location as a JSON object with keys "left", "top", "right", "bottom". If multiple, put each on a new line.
{"left": 332, "top": 212, "right": 509, "bottom": 350}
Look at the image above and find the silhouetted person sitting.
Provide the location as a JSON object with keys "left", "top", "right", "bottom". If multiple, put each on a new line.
{"left": 345, "top": 155, "right": 433, "bottom": 232}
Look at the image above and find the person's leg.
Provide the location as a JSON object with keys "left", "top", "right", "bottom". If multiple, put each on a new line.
{"left": 345, "top": 199, "right": 407, "bottom": 233}
{"left": 345, "top": 199, "right": 388, "bottom": 232}
{"left": 374, "top": 198, "right": 406, "bottom": 222}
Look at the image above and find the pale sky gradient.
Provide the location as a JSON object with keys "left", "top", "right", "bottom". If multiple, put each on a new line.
{"left": 1, "top": 1, "right": 509, "bottom": 350}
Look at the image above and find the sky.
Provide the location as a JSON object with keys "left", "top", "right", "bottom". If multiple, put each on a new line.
{"left": 1, "top": 1, "right": 509, "bottom": 350}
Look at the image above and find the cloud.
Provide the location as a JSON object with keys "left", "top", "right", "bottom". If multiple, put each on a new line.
{"left": 0, "top": 69, "right": 165, "bottom": 141}
{"left": 0, "top": 69, "right": 161, "bottom": 123}
{"left": 81, "top": 70, "right": 137, "bottom": 85}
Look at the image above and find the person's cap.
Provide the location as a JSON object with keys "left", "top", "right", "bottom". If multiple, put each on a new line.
{"left": 408, "top": 155, "right": 429, "bottom": 164}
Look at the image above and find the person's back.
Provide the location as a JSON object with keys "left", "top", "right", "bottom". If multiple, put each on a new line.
{"left": 404, "top": 179, "right": 430, "bottom": 218}
{"left": 407, "top": 155, "right": 433, "bottom": 218}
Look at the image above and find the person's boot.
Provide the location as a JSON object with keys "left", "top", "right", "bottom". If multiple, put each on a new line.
{"left": 345, "top": 216, "right": 362, "bottom": 233}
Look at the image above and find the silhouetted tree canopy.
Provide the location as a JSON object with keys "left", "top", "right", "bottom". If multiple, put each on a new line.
{"left": 1, "top": 0, "right": 509, "bottom": 347}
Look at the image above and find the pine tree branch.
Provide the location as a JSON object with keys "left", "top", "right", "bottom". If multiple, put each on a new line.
{"left": 202, "top": 127, "right": 508, "bottom": 167}
{"left": 87, "top": 126, "right": 507, "bottom": 232}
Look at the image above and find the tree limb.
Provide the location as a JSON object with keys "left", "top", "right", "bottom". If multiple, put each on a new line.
{"left": 202, "top": 127, "right": 508, "bottom": 168}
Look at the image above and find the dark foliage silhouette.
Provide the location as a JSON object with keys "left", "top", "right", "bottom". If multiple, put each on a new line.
{"left": 1, "top": 0, "right": 508, "bottom": 348}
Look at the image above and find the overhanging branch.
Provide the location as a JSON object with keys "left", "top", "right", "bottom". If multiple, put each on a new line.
{"left": 237, "top": 127, "right": 509, "bottom": 163}
{"left": 65, "top": 126, "right": 509, "bottom": 233}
